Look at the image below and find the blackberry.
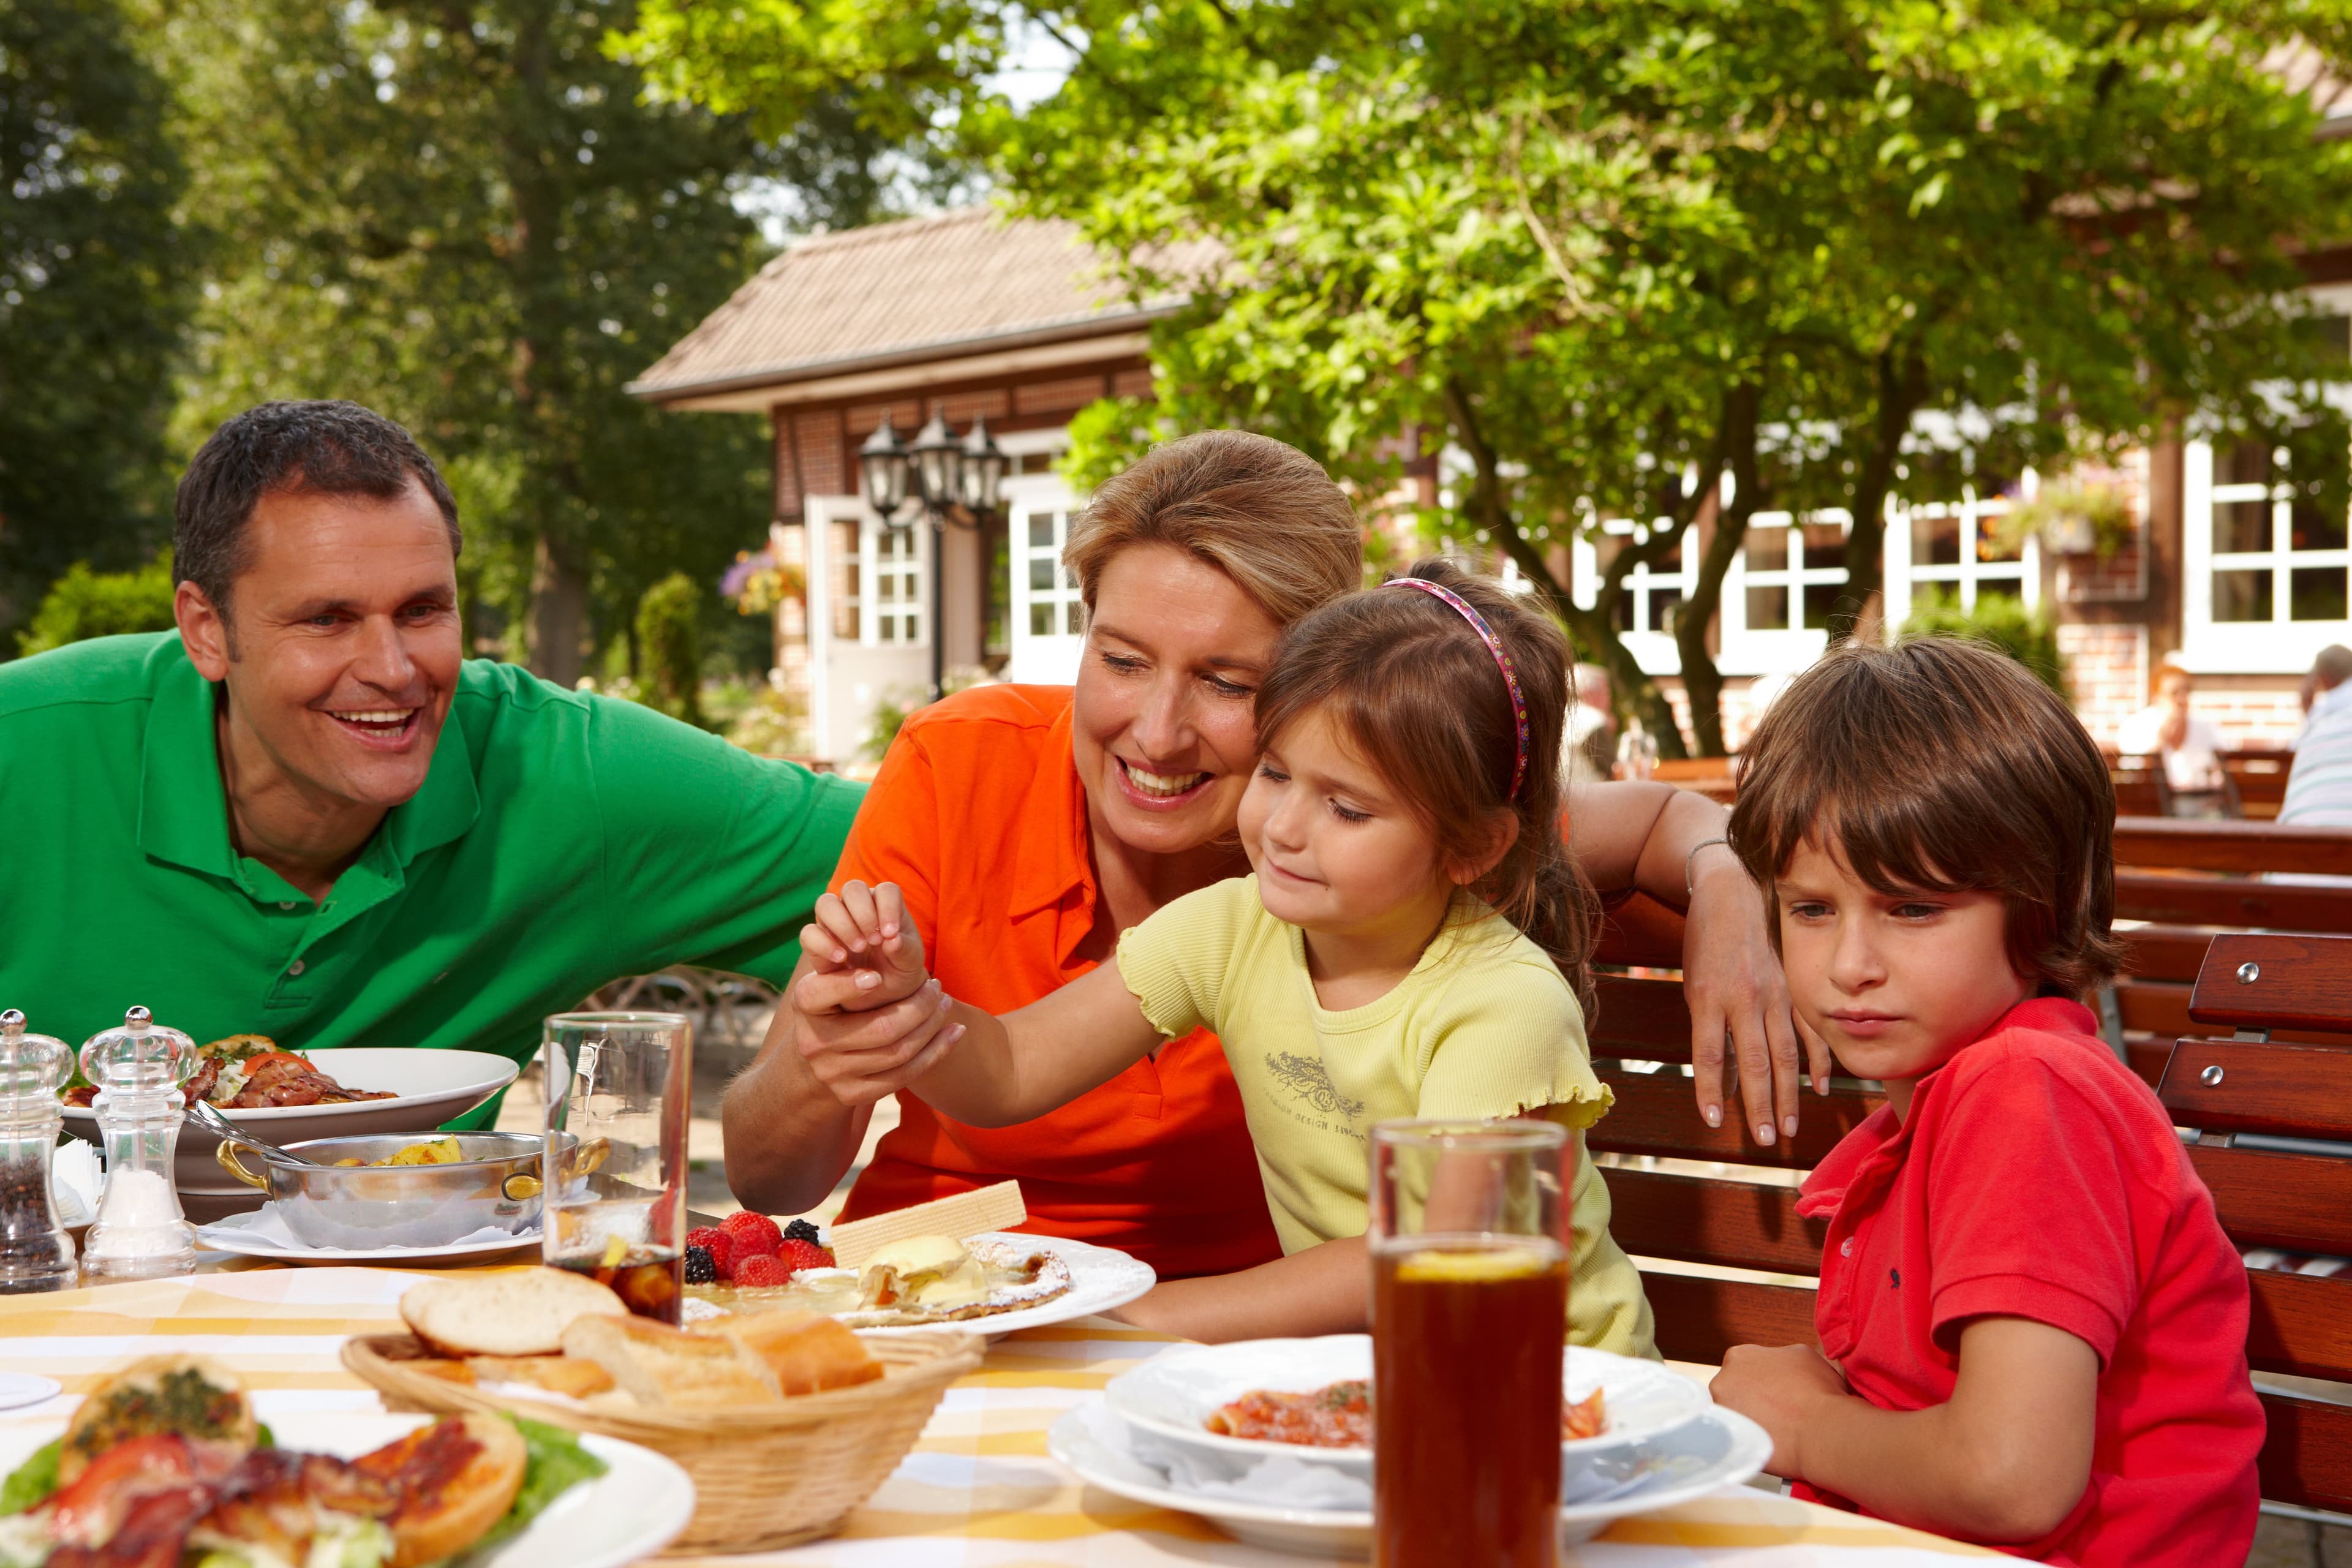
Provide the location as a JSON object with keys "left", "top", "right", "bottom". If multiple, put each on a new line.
{"left": 683, "top": 1245, "right": 717, "bottom": 1284}
{"left": 783, "top": 1218, "right": 823, "bottom": 1247}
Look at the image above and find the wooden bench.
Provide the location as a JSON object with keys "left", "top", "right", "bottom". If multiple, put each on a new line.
{"left": 1585, "top": 910, "right": 2352, "bottom": 1518}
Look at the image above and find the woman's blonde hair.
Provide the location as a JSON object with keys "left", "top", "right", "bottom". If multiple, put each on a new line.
{"left": 1063, "top": 431, "right": 1363, "bottom": 626}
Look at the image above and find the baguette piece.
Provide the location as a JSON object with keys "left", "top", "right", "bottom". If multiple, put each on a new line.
{"left": 467, "top": 1354, "right": 616, "bottom": 1398}
{"left": 700, "top": 1311, "right": 883, "bottom": 1395}
{"left": 560, "top": 1314, "right": 782, "bottom": 1409}
{"left": 400, "top": 1268, "right": 628, "bottom": 1357}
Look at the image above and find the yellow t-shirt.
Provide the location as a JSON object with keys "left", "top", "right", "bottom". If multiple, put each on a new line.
{"left": 1117, "top": 875, "right": 1656, "bottom": 1358}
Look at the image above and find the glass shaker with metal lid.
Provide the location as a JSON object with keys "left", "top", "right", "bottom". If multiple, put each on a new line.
{"left": 78, "top": 1006, "right": 198, "bottom": 1280}
{"left": 0, "top": 1010, "right": 76, "bottom": 1292}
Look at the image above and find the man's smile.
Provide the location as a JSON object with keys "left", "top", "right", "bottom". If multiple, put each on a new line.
{"left": 322, "top": 706, "right": 423, "bottom": 746}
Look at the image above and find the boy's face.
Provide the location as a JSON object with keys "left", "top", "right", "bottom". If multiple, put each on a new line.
{"left": 1774, "top": 836, "right": 2034, "bottom": 1103}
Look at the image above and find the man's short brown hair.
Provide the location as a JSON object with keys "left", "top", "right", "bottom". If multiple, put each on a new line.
{"left": 1730, "top": 636, "right": 2125, "bottom": 996}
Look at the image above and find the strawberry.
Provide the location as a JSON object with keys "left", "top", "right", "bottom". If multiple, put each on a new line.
{"left": 720, "top": 1210, "right": 783, "bottom": 1257}
{"left": 731, "top": 1253, "right": 790, "bottom": 1289}
{"left": 685, "top": 1226, "right": 734, "bottom": 1275}
{"left": 775, "top": 1238, "right": 833, "bottom": 1275}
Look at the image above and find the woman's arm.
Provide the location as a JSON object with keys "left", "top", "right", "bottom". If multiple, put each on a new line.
{"left": 1110, "top": 1237, "right": 1371, "bottom": 1342}
{"left": 1567, "top": 780, "right": 1827, "bottom": 1146}
{"left": 720, "top": 954, "right": 881, "bottom": 1215}
{"left": 1709, "top": 1318, "right": 2098, "bottom": 1543}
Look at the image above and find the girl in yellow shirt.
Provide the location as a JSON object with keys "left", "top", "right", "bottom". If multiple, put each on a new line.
{"left": 802, "top": 560, "right": 1653, "bottom": 1354}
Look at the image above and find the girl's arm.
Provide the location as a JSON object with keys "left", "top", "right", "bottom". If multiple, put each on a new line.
{"left": 1109, "top": 1237, "right": 1370, "bottom": 1342}
{"left": 1709, "top": 1317, "right": 2098, "bottom": 1543}
{"left": 911, "top": 967, "right": 1167, "bottom": 1127}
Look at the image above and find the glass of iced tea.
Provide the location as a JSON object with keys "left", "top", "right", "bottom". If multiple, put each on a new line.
{"left": 1370, "top": 1118, "right": 1568, "bottom": 1568}
{"left": 542, "top": 1012, "right": 693, "bottom": 1324}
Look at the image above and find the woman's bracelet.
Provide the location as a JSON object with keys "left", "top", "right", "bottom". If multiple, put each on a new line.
{"left": 1684, "top": 837, "right": 1734, "bottom": 900}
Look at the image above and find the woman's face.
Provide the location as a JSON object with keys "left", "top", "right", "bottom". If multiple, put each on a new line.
{"left": 1072, "top": 543, "right": 1283, "bottom": 859}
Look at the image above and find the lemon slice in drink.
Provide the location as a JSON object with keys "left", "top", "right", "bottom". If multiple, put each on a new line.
{"left": 1395, "top": 1246, "right": 1556, "bottom": 1283}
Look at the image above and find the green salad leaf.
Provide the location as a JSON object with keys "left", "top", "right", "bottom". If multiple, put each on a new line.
{"left": 0, "top": 1439, "right": 59, "bottom": 1517}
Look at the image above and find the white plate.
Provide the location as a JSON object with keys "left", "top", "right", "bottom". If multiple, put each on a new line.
{"left": 853, "top": 1232, "right": 1157, "bottom": 1338}
{"left": 1104, "top": 1336, "right": 1708, "bottom": 1477}
{"left": 195, "top": 1209, "right": 543, "bottom": 1267}
{"left": 0, "top": 1410, "right": 692, "bottom": 1568}
{"left": 1047, "top": 1401, "right": 1773, "bottom": 1558}
{"left": 0, "top": 1376, "right": 59, "bottom": 1412}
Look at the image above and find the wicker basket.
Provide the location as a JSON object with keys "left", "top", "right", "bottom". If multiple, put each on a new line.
{"left": 342, "top": 1329, "right": 983, "bottom": 1554}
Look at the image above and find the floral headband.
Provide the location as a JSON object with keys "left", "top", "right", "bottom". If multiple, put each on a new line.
{"left": 1382, "top": 576, "right": 1530, "bottom": 801}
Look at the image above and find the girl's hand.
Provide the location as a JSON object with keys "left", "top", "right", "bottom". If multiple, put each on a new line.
{"left": 1709, "top": 1342, "right": 1849, "bottom": 1479}
{"left": 794, "top": 978, "right": 967, "bottom": 1109}
{"left": 1683, "top": 848, "right": 1830, "bottom": 1147}
{"left": 797, "top": 881, "right": 930, "bottom": 1012}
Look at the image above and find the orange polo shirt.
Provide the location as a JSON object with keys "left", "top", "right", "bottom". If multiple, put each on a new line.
{"left": 831, "top": 684, "right": 1285, "bottom": 1280}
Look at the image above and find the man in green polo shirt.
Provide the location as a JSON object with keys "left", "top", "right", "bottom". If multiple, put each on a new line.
{"left": 0, "top": 400, "right": 861, "bottom": 1126}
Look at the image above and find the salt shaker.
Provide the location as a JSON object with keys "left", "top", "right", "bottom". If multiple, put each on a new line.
{"left": 78, "top": 1006, "right": 198, "bottom": 1281}
{"left": 0, "top": 1010, "right": 76, "bottom": 1293}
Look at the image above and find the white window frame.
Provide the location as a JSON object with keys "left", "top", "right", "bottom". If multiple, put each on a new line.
{"left": 1718, "top": 509, "right": 1853, "bottom": 676}
{"left": 2182, "top": 434, "right": 2351, "bottom": 673}
{"left": 1882, "top": 482, "right": 2040, "bottom": 628}
{"left": 999, "top": 428, "right": 1085, "bottom": 685}
{"left": 862, "top": 518, "right": 927, "bottom": 649}
{"left": 1572, "top": 517, "right": 1697, "bottom": 677}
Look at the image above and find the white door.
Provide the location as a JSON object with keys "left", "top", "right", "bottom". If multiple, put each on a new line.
{"left": 1008, "top": 488, "right": 1087, "bottom": 685}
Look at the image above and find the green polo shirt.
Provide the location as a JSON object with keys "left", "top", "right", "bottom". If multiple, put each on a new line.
{"left": 0, "top": 633, "right": 862, "bottom": 1126}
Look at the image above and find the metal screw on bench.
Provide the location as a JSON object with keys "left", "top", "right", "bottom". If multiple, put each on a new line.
{"left": 2200, "top": 1065, "right": 2226, "bottom": 1087}
{"left": 2236, "top": 961, "right": 2260, "bottom": 984}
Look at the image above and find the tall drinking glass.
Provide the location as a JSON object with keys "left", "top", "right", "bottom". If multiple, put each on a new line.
{"left": 1370, "top": 1118, "right": 1569, "bottom": 1568}
{"left": 542, "top": 1012, "right": 693, "bottom": 1324}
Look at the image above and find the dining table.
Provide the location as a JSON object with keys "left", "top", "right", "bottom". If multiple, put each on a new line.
{"left": 0, "top": 1261, "right": 2000, "bottom": 1566}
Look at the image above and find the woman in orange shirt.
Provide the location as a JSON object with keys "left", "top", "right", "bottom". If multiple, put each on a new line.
{"left": 723, "top": 432, "right": 1817, "bottom": 1316}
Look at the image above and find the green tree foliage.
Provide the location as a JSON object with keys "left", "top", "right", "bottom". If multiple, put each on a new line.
{"left": 15, "top": 552, "right": 175, "bottom": 655}
{"left": 625, "top": 0, "right": 2352, "bottom": 753}
{"left": 0, "top": 0, "right": 195, "bottom": 645}
{"left": 1899, "top": 588, "right": 2067, "bottom": 700}
{"left": 633, "top": 569, "right": 703, "bottom": 726}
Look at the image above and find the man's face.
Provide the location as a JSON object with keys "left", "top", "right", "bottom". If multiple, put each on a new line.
{"left": 178, "top": 481, "right": 462, "bottom": 812}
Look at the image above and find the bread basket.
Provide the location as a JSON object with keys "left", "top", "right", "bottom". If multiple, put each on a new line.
{"left": 342, "top": 1328, "right": 983, "bottom": 1553}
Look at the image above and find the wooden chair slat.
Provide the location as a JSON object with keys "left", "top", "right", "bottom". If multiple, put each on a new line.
{"left": 2189, "top": 933, "right": 2352, "bottom": 1035}
{"left": 1589, "top": 974, "right": 1695, "bottom": 1063}
{"left": 1607, "top": 1168, "right": 1825, "bottom": 1275}
{"left": 2113, "top": 981, "right": 2195, "bottom": 1039}
{"left": 1638, "top": 1271, "right": 1819, "bottom": 1365}
{"left": 1586, "top": 1068, "right": 1881, "bottom": 1168}
{"left": 2246, "top": 1269, "right": 2352, "bottom": 1383}
{"left": 2113, "top": 818, "right": 2352, "bottom": 877}
{"left": 2187, "top": 1144, "right": 2352, "bottom": 1256}
{"left": 1593, "top": 890, "right": 1684, "bottom": 970}
{"left": 2256, "top": 1390, "right": 2352, "bottom": 1514}
{"left": 2116, "top": 924, "right": 2225, "bottom": 984}
{"left": 2114, "top": 872, "right": 2352, "bottom": 934}
{"left": 2158, "top": 1039, "right": 2352, "bottom": 1142}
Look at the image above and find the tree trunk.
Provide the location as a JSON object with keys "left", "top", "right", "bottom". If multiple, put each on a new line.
{"left": 529, "top": 532, "right": 589, "bottom": 688}
{"left": 1840, "top": 346, "right": 1929, "bottom": 631}
{"left": 1676, "top": 382, "right": 1763, "bottom": 756}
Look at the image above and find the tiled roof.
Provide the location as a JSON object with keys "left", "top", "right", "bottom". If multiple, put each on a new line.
{"left": 630, "top": 206, "right": 1219, "bottom": 402}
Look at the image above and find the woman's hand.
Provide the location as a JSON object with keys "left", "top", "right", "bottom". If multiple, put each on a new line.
{"left": 1683, "top": 845, "right": 1830, "bottom": 1147}
{"left": 791, "top": 881, "right": 967, "bottom": 1109}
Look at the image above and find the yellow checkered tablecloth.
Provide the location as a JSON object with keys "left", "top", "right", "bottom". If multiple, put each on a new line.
{"left": 0, "top": 1268, "right": 1997, "bottom": 1566}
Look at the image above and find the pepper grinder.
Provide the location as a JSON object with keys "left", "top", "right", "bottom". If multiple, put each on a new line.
{"left": 78, "top": 1006, "right": 198, "bottom": 1281}
{"left": 0, "top": 1011, "right": 76, "bottom": 1293}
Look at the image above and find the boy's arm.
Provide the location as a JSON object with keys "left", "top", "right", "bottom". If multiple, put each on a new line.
{"left": 908, "top": 967, "right": 1168, "bottom": 1128}
{"left": 1109, "top": 1237, "right": 1371, "bottom": 1342}
{"left": 1711, "top": 1317, "right": 2098, "bottom": 1544}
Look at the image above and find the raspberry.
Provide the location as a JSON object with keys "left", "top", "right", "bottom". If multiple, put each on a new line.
{"left": 685, "top": 1226, "right": 734, "bottom": 1274}
{"left": 731, "top": 1253, "right": 790, "bottom": 1288}
{"left": 721, "top": 1211, "right": 783, "bottom": 1257}
{"left": 775, "top": 1238, "right": 833, "bottom": 1275}
{"left": 683, "top": 1246, "right": 717, "bottom": 1284}
{"left": 783, "top": 1218, "right": 822, "bottom": 1247}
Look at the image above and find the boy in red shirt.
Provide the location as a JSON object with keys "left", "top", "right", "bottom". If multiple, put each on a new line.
{"left": 1706, "top": 638, "right": 2263, "bottom": 1566}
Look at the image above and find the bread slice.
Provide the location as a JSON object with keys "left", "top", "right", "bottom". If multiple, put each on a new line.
{"left": 400, "top": 1268, "right": 628, "bottom": 1357}
{"left": 560, "top": 1314, "right": 782, "bottom": 1409}
{"left": 356, "top": 1412, "right": 527, "bottom": 1568}
{"left": 699, "top": 1311, "right": 883, "bottom": 1396}
{"left": 467, "top": 1354, "right": 616, "bottom": 1399}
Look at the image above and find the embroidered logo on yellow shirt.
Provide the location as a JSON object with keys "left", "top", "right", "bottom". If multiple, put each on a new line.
{"left": 1264, "top": 1051, "right": 1365, "bottom": 1121}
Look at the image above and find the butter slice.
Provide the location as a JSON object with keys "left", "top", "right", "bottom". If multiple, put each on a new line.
{"left": 830, "top": 1180, "right": 1027, "bottom": 1270}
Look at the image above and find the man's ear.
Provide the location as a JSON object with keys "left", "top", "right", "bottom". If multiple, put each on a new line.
{"left": 1448, "top": 809, "right": 1522, "bottom": 887}
{"left": 176, "top": 580, "right": 233, "bottom": 681}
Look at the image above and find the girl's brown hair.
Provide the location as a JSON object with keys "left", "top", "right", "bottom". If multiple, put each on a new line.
{"left": 1063, "top": 430, "right": 1363, "bottom": 627}
{"left": 1254, "top": 559, "right": 1598, "bottom": 1012}
{"left": 1730, "top": 636, "right": 2125, "bottom": 995}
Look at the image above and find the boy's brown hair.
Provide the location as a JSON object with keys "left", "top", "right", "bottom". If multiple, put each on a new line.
{"left": 1254, "top": 559, "right": 1599, "bottom": 1011}
{"left": 1730, "top": 636, "right": 2125, "bottom": 996}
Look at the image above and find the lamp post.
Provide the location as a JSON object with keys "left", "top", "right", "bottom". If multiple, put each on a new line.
{"left": 859, "top": 407, "right": 1008, "bottom": 699}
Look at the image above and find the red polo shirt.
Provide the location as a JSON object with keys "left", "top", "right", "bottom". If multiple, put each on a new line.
{"left": 831, "top": 684, "right": 1284, "bottom": 1279}
{"left": 1795, "top": 998, "right": 2262, "bottom": 1567}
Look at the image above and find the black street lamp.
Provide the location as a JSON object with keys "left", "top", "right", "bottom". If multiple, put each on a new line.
{"left": 854, "top": 407, "right": 1011, "bottom": 701}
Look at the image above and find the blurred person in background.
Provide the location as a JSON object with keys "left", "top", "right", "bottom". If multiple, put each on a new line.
{"left": 2117, "top": 661, "right": 2231, "bottom": 818}
{"left": 1565, "top": 662, "right": 1618, "bottom": 783}
{"left": 2282, "top": 646, "right": 2352, "bottom": 827}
